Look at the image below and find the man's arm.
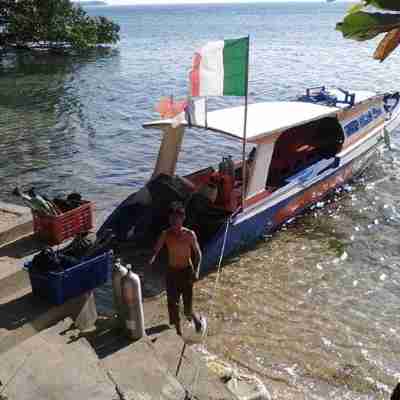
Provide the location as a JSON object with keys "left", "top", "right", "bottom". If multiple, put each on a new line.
{"left": 149, "top": 230, "right": 166, "bottom": 265}
{"left": 190, "top": 231, "right": 202, "bottom": 280}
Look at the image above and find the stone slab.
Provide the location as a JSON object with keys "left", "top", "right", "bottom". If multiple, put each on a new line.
{"left": 226, "top": 378, "right": 271, "bottom": 400}
{"left": 0, "top": 202, "right": 33, "bottom": 248}
{"left": 0, "top": 285, "right": 101, "bottom": 356}
{"left": 151, "top": 329, "right": 235, "bottom": 400}
{"left": 0, "top": 211, "right": 18, "bottom": 232}
{"left": 0, "top": 202, "right": 30, "bottom": 216}
{"left": 0, "top": 258, "right": 24, "bottom": 282}
{"left": 101, "top": 338, "right": 186, "bottom": 400}
{"left": 0, "top": 319, "right": 116, "bottom": 400}
{"left": 0, "top": 234, "right": 44, "bottom": 290}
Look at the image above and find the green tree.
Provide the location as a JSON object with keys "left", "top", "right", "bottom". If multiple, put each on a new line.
{"left": 0, "top": 0, "right": 119, "bottom": 50}
{"left": 336, "top": 0, "right": 400, "bottom": 62}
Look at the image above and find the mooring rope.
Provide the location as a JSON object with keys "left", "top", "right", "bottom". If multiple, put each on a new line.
{"left": 187, "top": 217, "right": 231, "bottom": 398}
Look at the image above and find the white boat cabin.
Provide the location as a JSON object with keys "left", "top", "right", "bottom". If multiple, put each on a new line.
{"left": 144, "top": 100, "right": 345, "bottom": 212}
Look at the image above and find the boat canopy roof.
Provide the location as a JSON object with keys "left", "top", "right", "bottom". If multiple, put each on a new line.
{"left": 143, "top": 101, "right": 340, "bottom": 143}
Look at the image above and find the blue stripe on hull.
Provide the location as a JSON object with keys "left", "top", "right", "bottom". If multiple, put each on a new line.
{"left": 200, "top": 145, "right": 378, "bottom": 274}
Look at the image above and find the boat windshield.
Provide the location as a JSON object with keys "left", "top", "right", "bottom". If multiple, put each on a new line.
{"left": 266, "top": 116, "right": 344, "bottom": 188}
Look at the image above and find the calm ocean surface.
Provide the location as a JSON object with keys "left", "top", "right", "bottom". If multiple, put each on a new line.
{"left": 1, "top": 2, "right": 400, "bottom": 398}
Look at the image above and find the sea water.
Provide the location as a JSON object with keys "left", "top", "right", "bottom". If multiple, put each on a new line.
{"left": 1, "top": 2, "right": 400, "bottom": 398}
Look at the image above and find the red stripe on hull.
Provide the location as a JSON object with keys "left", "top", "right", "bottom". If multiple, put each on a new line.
{"left": 244, "top": 189, "right": 272, "bottom": 208}
{"left": 272, "top": 161, "right": 356, "bottom": 226}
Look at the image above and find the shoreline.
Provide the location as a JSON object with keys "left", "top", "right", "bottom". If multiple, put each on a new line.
{"left": 0, "top": 201, "right": 270, "bottom": 400}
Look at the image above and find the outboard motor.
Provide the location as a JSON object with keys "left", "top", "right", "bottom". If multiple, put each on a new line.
{"left": 112, "top": 258, "right": 128, "bottom": 326}
{"left": 121, "top": 265, "right": 145, "bottom": 340}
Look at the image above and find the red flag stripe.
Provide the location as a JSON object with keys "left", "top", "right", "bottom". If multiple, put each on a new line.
{"left": 190, "top": 52, "right": 201, "bottom": 97}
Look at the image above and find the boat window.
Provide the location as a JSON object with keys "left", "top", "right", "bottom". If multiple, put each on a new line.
{"left": 267, "top": 117, "right": 344, "bottom": 188}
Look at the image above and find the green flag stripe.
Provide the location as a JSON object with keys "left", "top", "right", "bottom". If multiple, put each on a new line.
{"left": 222, "top": 37, "right": 248, "bottom": 96}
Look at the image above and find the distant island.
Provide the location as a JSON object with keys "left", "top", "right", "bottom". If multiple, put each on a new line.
{"left": 77, "top": 1, "right": 108, "bottom": 6}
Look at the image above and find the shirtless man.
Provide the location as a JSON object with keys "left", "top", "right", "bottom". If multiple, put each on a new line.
{"left": 149, "top": 203, "right": 202, "bottom": 335}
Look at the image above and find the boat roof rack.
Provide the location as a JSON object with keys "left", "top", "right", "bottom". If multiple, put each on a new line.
{"left": 298, "top": 86, "right": 355, "bottom": 108}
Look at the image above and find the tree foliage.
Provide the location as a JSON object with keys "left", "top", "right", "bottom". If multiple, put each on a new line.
{"left": 336, "top": 0, "right": 400, "bottom": 62}
{"left": 0, "top": 0, "right": 120, "bottom": 50}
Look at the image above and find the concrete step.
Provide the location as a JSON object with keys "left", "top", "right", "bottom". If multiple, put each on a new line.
{"left": 101, "top": 337, "right": 186, "bottom": 400}
{"left": 0, "top": 269, "right": 29, "bottom": 299}
{"left": 0, "top": 234, "right": 44, "bottom": 295}
{"left": 0, "top": 319, "right": 116, "bottom": 400}
{"left": 0, "top": 202, "right": 33, "bottom": 248}
{"left": 151, "top": 329, "right": 235, "bottom": 400}
{"left": 0, "top": 287, "right": 101, "bottom": 357}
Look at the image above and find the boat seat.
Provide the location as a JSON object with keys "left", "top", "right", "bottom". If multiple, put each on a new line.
{"left": 284, "top": 157, "right": 336, "bottom": 184}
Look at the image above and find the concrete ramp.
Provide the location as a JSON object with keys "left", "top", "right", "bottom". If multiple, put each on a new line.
{"left": 101, "top": 338, "right": 186, "bottom": 400}
{"left": 0, "top": 319, "right": 116, "bottom": 400}
{"left": 0, "top": 286, "right": 101, "bottom": 357}
{"left": 151, "top": 330, "right": 235, "bottom": 400}
{"left": 0, "top": 202, "right": 32, "bottom": 248}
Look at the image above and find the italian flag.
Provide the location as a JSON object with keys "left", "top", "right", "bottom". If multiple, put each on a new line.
{"left": 189, "top": 37, "right": 249, "bottom": 97}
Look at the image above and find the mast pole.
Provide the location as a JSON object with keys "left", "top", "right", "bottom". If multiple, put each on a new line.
{"left": 241, "top": 36, "right": 250, "bottom": 209}
{"left": 205, "top": 97, "right": 208, "bottom": 129}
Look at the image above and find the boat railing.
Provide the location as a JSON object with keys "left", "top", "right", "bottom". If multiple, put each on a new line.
{"left": 298, "top": 86, "right": 355, "bottom": 108}
{"left": 336, "top": 88, "right": 355, "bottom": 107}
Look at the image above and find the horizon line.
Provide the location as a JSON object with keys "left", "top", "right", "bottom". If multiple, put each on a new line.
{"left": 78, "top": 0, "right": 351, "bottom": 6}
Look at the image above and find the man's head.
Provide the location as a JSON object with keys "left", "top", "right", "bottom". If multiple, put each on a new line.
{"left": 169, "top": 202, "right": 185, "bottom": 231}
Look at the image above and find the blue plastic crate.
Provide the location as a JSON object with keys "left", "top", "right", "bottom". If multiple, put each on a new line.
{"left": 24, "top": 250, "right": 113, "bottom": 305}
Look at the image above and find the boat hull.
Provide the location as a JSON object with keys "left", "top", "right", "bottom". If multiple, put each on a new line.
{"left": 98, "top": 89, "right": 400, "bottom": 275}
{"left": 200, "top": 140, "right": 380, "bottom": 273}
{"left": 200, "top": 92, "right": 400, "bottom": 273}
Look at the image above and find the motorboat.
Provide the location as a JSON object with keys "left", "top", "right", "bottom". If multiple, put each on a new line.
{"left": 98, "top": 86, "right": 400, "bottom": 273}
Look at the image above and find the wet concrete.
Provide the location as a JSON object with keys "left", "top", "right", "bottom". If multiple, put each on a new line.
{"left": 0, "top": 272, "right": 236, "bottom": 400}
{"left": 0, "top": 202, "right": 33, "bottom": 248}
{"left": 0, "top": 203, "right": 267, "bottom": 400}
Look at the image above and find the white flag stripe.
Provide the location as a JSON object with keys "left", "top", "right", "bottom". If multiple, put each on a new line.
{"left": 193, "top": 97, "right": 206, "bottom": 126}
{"left": 199, "top": 41, "right": 224, "bottom": 96}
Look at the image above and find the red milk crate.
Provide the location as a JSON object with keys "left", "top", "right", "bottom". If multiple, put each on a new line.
{"left": 33, "top": 201, "right": 94, "bottom": 245}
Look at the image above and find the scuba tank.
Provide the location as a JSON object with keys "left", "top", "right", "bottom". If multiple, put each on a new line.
{"left": 121, "top": 265, "right": 145, "bottom": 340}
{"left": 219, "top": 156, "right": 235, "bottom": 177}
{"left": 218, "top": 157, "right": 226, "bottom": 174}
{"left": 28, "top": 188, "right": 59, "bottom": 216}
{"left": 217, "top": 156, "right": 235, "bottom": 210}
{"left": 112, "top": 258, "right": 128, "bottom": 326}
{"left": 12, "top": 187, "right": 49, "bottom": 215}
{"left": 226, "top": 155, "right": 235, "bottom": 177}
